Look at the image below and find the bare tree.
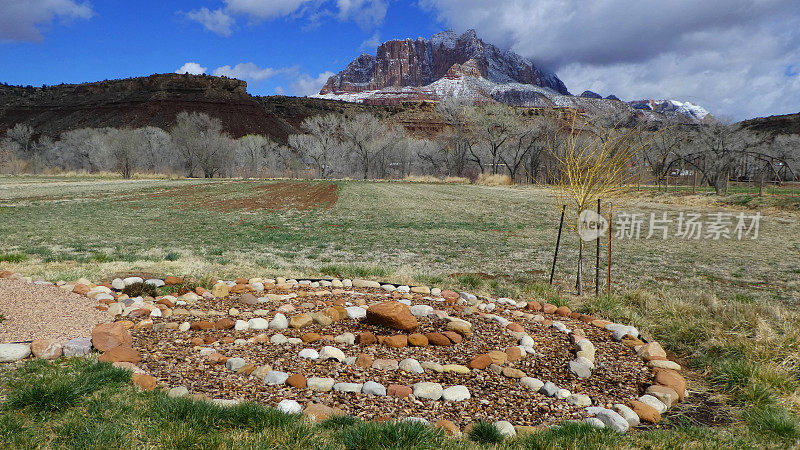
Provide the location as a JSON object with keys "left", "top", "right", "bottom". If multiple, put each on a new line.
{"left": 436, "top": 96, "right": 472, "bottom": 176}
{"left": 468, "top": 103, "right": 521, "bottom": 174}
{"left": 340, "top": 113, "right": 395, "bottom": 179}
{"left": 107, "top": 128, "right": 138, "bottom": 178}
{"left": 289, "top": 114, "right": 345, "bottom": 179}
{"left": 171, "top": 112, "right": 234, "bottom": 178}
{"left": 236, "top": 134, "right": 279, "bottom": 177}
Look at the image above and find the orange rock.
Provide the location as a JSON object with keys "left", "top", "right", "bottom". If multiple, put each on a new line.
{"left": 303, "top": 403, "right": 345, "bottom": 422}
{"left": 220, "top": 337, "right": 235, "bottom": 344}
{"left": 131, "top": 373, "right": 157, "bottom": 391}
{"left": 207, "top": 352, "right": 227, "bottom": 364}
{"left": 580, "top": 314, "right": 596, "bottom": 323}
{"left": 231, "top": 284, "right": 254, "bottom": 294}
{"left": 356, "top": 332, "right": 377, "bottom": 345}
{"left": 505, "top": 346, "right": 522, "bottom": 362}
{"left": 286, "top": 374, "right": 307, "bottom": 388}
{"left": 95, "top": 306, "right": 108, "bottom": 311}
{"left": 302, "top": 333, "right": 322, "bottom": 343}
{"left": 203, "top": 336, "right": 216, "bottom": 344}
{"left": 526, "top": 301, "right": 542, "bottom": 311}
{"left": 542, "top": 303, "right": 557, "bottom": 314}
{"left": 628, "top": 400, "right": 661, "bottom": 423}
{"left": 30, "top": 339, "right": 63, "bottom": 359}
{"left": 408, "top": 333, "right": 428, "bottom": 347}
{"left": 365, "top": 301, "right": 419, "bottom": 331}
{"left": 387, "top": 384, "right": 412, "bottom": 397}
{"left": 195, "top": 287, "right": 207, "bottom": 296}
{"left": 214, "top": 318, "right": 235, "bottom": 330}
{"left": 99, "top": 346, "right": 141, "bottom": 364}
{"left": 355, "top": 353, "right": 374, "bottom": 368}
{"left": 91, "top": 322, "right": 133, "bottom": 352}
{"left": 426, "top": 332, "right": 451, "bottom": 346}
{"left": 118, "top": 320, "right": 134, "bottom": 329}
{"left": 73, "top": 284, "right": 91, "bottom": 295}
{"left": 442, "top": 331, "right": 463, "bottom": 344}
{"left": 555, "top": 306, "right": 571, "bottom": 316}
{"left": 653, "top": 368, "right": 687, "bottom": 400}
{"left": 435, "top": 419, "right": 461, "bottom": 436}
{"left": 190, "top": 337, "right": 204, "bottom": 346}
{"left": 191, "top": 321, "right": 214, "bottom": 330}
{"left": 384, "top": 335, "right": 408, "bottom": 348}
{"left": 506, "top": 323, "right": 524, "bottom": 332}
{"left": 591, "top": 319, "right": 612, "bottom": 328}
{"left": 441, "top": 290, "right": 460, "bottom": 300}
{"left": 468, "top": 354, "right": 493, "bottom": 370}
{"left": 235, "top": 278, "right": 249, "bottom": 284}
{"left": 99, "top": 298, "right": 115, "bottom": 305}
{"left": 253, "top": 333, "right": 270, "bottom": 343}
{"left": 569, "top": 312, "right": 582, "bottom": 319}
{"left": 157, "top": 298, "right": 175, "bottom": 308}
{"left": 164, "top": 276, "right": 183, "bottom": 286}
{"left": 0, "top": 270, "right": 13, "bottom": 278}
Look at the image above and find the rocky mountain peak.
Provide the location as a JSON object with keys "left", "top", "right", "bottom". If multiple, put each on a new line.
{"left": 318, "top": 30, "right": 569, "bottom": 97}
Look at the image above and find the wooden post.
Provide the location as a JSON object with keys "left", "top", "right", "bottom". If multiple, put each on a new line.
{"left": 607, "top": 202, "right": 613, "bottom": 296}
{"left": 596, "top": 198, "right": 601, "bottom": 297}
{"left": 693, "top": 170, "right": 697, "bottom": 194}
{"left": 550, "top": 205, "right": 566, "bottom": 285}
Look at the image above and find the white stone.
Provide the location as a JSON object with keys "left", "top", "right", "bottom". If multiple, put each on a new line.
{"left": 585, "top": 417, "right": 605, "bottom": 429}
{"left": 638, "top": 395, "right": 668, "bottom": 414}
{"left": 150, "top": 308, "right": 162, "bottom": 317}
{"left": 412, "top": 382, "right": 443, "bottom": 400}
{"left": 596, "top": 409, "right": 630, "bottom": 433}
{"left": 269, "top": 313, "right": 288, "bottom": 330}
{"left": 396, "top": 285, "right": 410, "bottom": 293}
{"left": 123, "top": 276, "right": 143, "bottom": 286}
{"left": 0, "top": 344, "right": 31, "bottom": 362}
{"left": 168, "top": 386, "right": 189, "bottom": 398}
{"left": 566, "top": 394, "right": 592, "bottom": 407}
{"left": 410, "top": 305, "right": 433, "bottom": 317}
{"left": 494, "top": 421, "right": 516, "bottom": 437}
{"left": 555, "top": 389, "right": 572, "bottom": 399}
{"left": 307, "top": 377, "right": 335, "bottom": 392}
{"left": 362, "top": 381, "right": 386, "bottom": 396}
{"left": 519, "top": 335, "right": 534, "bottom": 347}
{"left": 345, "top": 306, "right": 366, "bottom": 320}
{"left": 251, "top": 282, "right": 264, "bottom": 292}
{"left": 111, "top": 278, "right": 125, "bottom": 290}
{"left": 179, "top": 322, "right": 191, "bottom": 332}
{"left": 442, "top": 385, "right": 470, "bottom": 401}
{"left": 234, "top": 320, "right": 249, "bottom": 331}
{"left": 520, "top": 377, "right": 544, "bottom": 391}
{"left": 334, "top": 333, "right": 356, "bottom": 345}
{"left": 613, "top": 404, "right": 640, "bottom": 427}
{"left": 277, "top": 399, "right": 302, "bottom": 414}
{"left": 145, "top": 279, "right": 165, "bottom": 287}
{"left": 298, "top": 349, "right": 319, "bottom": 360}
{"left": 318, "top": 346, "right": 346, "bottom": 362}
{"left": 248, "top": 318, "right": 269, "bottom": 330}
{"left": 263, "top": 371, "right": 289, "bottom": 385}
{"left": 399, "top": 358, "right": 424, "bottom": 374}
{"left": 270, "top": 334, "right": 288, "bottom": 345}
{"left": 333, "top": 382, "right": 363, "bottom": 393}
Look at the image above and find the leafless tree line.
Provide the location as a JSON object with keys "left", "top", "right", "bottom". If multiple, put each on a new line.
{"left": 1, "top": 105, "right": 798, "bottom": 195}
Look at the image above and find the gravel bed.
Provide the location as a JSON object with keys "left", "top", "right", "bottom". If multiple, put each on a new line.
{"left": 0, "top": 278, "right": 109, "bottom": 342}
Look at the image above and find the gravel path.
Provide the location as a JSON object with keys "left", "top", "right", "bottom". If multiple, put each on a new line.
{"left": 0, "top": 279, "right": 109, "bottom": 343}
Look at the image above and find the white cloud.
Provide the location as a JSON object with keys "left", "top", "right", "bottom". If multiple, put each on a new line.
{"left": 274, "top": 86, "right": 287, "bottom": 95}
{"left": 421, "top": 0, "right": 800, "bottom": 119}
{"left": 186, "top": 0, "right": 386, "bottom": 35}
{"left": 360, "top": 31, "right": 380, "bottom": 52}
{"left": 185, "top": 7, "right": 235, "bottom": 37}
{"left": 0, "top": 0, "right": 93, "bottom": 43}
{"left": 224, "top": 0, "right": 317, "bottom": 20}
{"left": 291, "top": 71, "right": 335, "bottom": 96}
{"left": 336, "top": 0, "right": 387, "bottom": 29}
{"left": 175, "top": 62, "right": 208, "bottom": 75}
{"left": 212, "top": 62, "right": 286, "bottom": 82}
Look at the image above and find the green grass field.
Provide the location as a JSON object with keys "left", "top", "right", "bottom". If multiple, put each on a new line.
{"left": 1, "top": 175, "right": 800, "bottom": 448}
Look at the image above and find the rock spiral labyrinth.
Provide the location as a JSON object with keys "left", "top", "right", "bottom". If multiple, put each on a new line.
{"left": 0, "top": 271, "right": 690, "bottom": 436}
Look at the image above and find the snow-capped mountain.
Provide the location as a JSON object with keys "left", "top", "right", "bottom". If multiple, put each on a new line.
{"left": 315, "top": 30, "right": 710, "bottom": 124}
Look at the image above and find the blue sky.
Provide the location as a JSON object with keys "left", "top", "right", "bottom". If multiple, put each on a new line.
{"left": 0, "top": 1, "right": 443, "bottom": 97}
{"left": 1, "top": 1, "right": 799, "bottom": 120}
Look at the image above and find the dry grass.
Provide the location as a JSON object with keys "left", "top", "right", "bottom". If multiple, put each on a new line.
{"left": 1, "top": 176, "right": 800, "bottom": 445}
{"left": 476, "top": 174, "right": 513, "bottom": 186}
